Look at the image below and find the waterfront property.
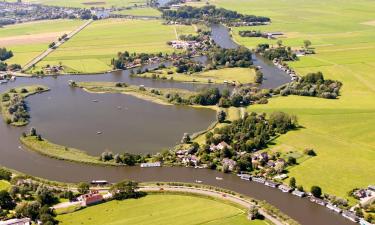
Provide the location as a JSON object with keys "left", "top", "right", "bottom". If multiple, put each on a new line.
{"left": 77, "top": 190, "right": 104, "bottom": 207}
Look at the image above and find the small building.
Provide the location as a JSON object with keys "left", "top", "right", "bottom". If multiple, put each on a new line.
{"left": 278, "top": 184, "right": 293, "bottom": 193}
{"left": 326, "top": 203, "right": 342, "bottom": 213}
{"left": 0, "top": 218, "right": 31, "bottom": 225}
{"left": 292, "top": 190, "right": 306, "bottom": 197}
{"left": 240, "top": 174, "right": 251, "bottom": 181}
{"left": 78, "top": 190, "right": 104, "bottom": 206}
{"left": 360, "top": 218, "right": 374, "bottom": 225}
{"left": 310, "top": 197, "right": 327, "bottom": 206}
{"left": 342, "top": 210, "right": 359, "bottom": 223}
{"left": 252, "top": 177, "right": 265, "bottom": 184}
{"left": 210, "top": 141, "right": 231, "bottom": 152}
{"left": 264, "top": 180, "right": 279, "bottom": 188}
{"left": 140, "top": 162, "right": 161, "bottom": 168}
{"left": 90, "top": 180, "right": 108, "bottom": 185}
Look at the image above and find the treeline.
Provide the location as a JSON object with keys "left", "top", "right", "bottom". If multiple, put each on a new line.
{"left": 111, "top": 51, "right": 166, "bottom": 69}
{"left": 99, "top": 151, "right": 148, "bottom": 166}
{"left": 209, "top": 46, "right": 253, "bottom": 68}
{"left": 162, "top": 5, "right": 270, "bottom": 25}
{"left": 239, "top": 30, "right": 265, "bottom": 38}
{"left": 275, "top": 72, "right": 342, "bottom": 99}
{"left": 256, "top": 43, "right": 297, "bottom": 61}
{"left": 0, "top": 47, "right": 13, "bottom": 61}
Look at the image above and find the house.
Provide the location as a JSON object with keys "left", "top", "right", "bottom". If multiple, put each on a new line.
{"left": 264, "top": 180, "right": 279, "bottom": 188}
{"left": 310, "top": 197, "right": 327, "bottom": 206}
{"left": 292, "top": 190, "right": 306, "bottom": 197}
{"left": 326, "top": 203, "right": 342, "bottom": 213}
{"left": 278, "top": 184, "right": 293, "bottom": 193}
{"left": 78, "top": 190, "right": 104, "bottom": 206}
{"left": 91, "top": 9, "right": 110, "bottom": 19}
{"left": 140, "top": 162, "right": 161, "bottom": 168}
{"left": 342, "top": 210, "right": 359, "bottom": 223}
{"left": 210, "top": 141, "right": 231, "bottom": 152}
{"left": 240, "top": 174, "right": 251, "bottom": 181}
{"left": 0, "top": 218, "right": 31, "bottom": 225}
{"left": 252, "top": 177, "right": 265, "bottom": 184}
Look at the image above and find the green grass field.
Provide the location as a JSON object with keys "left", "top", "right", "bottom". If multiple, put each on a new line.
{"left": 57, "top": 194, "right": 266, "bottom": 225}
{"left": 208, "top": 0, "right": 375, "bottom": 199}
{"left": 5, "top": 0, "right": 147, "bottom": 8}
{"left": 113, "top": 7, "right": 162, "bottom": 17}
{"left": 33, "top": 19, "right": 194, "bottom": 73}
{"left": 0, "top": 20, "right": 85, "bottom": 66}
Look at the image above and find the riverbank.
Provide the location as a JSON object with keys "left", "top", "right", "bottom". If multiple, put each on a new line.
{"left": 0, "top": 85, "right": 49, "bottom": 126}
{"left": 20, "top": 135, "right": 119, "bottom": 167}
{"left": 77, "top": 81, "right": 198, "bottom": 106}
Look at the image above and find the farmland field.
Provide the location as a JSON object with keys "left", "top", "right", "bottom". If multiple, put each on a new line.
{"left": 207, "top": 0, "right": 375, "bottom": 199}
{"left": 32, "top": 19, "right": 194, "bottom": 73}
{"left": 57, "top": 194, "right": 266, "bottom": 225}
{"left": 0, "top": 20, "right": 85, "bottom": 66}
{"left": 4, "top": 0, "right": 147, "bottom": 8}
{"left": 113, "top": 7, "right": 162, "bottom": 17}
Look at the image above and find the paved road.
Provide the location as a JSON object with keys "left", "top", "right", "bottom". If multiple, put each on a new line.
{"left": 22, "top": 19, "right": 93, "bottom": 71}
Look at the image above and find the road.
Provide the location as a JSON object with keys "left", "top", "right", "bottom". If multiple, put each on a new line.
{"left": 22, "top": 19, "right": 93, "bottom": 71}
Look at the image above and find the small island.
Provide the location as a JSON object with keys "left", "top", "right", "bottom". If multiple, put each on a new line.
{"left": 0, "top": 85, "right": 49, "bottom": 126}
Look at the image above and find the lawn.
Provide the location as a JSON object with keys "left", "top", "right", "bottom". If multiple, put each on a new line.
{"left": 5, "top": 0, "right": 147, "bottom": 8}
{"left": 33, "top": 19, "right": 195, "bottom": 73}
{"left": 0, "top": 180, "right": 10, "bottom": 191}
{"left": 207, "top": 0, "right": 375, "bottom": 199}
{"left": 0, "top": 19, "right": 85, "bottom": 66}
{"left": 113, "top": 7, "right": 162, "bottom": 17}
{"left": 57, "top": 194, "right": 266, "bottom": 225}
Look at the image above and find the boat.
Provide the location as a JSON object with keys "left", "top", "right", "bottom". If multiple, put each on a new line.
{"left": 0, "top": 80, "right": 8, "bottom": 84}
{"left": 195, "top": 180, "right": 203, "bottom": 183}
{"left": 215, "top": 177, "right": 223, "bottom": 180}
{"left": 92, "top": 99, "right": 99, "bottom": 102}
{"left": 96, "top": 131, "right": 102, "bottom": 134}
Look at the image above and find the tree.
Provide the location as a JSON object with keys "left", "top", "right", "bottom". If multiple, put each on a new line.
{"left": 30, "top": 127, "right": 37, "bottom": 136}
{"left": 277, "top": 40, "right": 283, "bottom": 47}
{"left": 248, "top": 205, "right": 260, "bottom": 220}
{"left": 0, "top": 190, "right": 15, "bottom": 210}
{"left": 287, "top": 156, "right": 297, "bottom": 165}
{"left": 15, "top": 201, "right": 41, "bottom": 221}
{"left": 0, "top": 168, "right": 12, "bottom": 181}
{"left": 217, "top": 110, "right": 227, "bottom": 123}
{"left": 289, "top": 177, "right": 296, "bottom": 188}
{"left": 311, "top": 186, "right": 322, "bottom": 198}
{"left": 303, "top": 40, "right": 312, "bottom": 49}
{"left": 77, "top": 182, "right": 90, "bottom": 194}
{"left": 109, "top": 180, "right": 140, "bottom": 200}
{"left": 254, "top": 70, "right": 263, "bottom": 84}
{"left": 181, "top": 133, "right": 191, "bottom": 144}
{"left": 36, "top": 186, "right": 58, "bottom": 205}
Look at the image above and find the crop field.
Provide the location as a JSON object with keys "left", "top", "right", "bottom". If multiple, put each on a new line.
{"left": 57, "top": 194, "right": 266, "bottom": 225}
{"left": 5, "top": 0, "right": 147, "bottom": 8}
{"left": 0, "top": 20, "right": 85, "bottom": 66}
{"left": 113, "top": 7, "right": 162, "bottom": 17}
{"left": 208, "top": 0, "right": 375, "bottom": 199}
{"left": 33, "top": 19, "right": 195, "bottom": 73}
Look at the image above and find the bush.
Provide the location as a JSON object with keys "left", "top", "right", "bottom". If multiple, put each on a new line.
{"left": 311, "top": 186, "right": 322, "bottom": 198}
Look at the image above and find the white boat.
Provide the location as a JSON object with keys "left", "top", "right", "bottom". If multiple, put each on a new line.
{"left": 97, "top": 131, "right": 102, "bottom": 134}
{"left": 195, "top": 180, "right": 202, "bottom": 183}
{"left": 92, "top": 99, "right": 99, "bottom": 102}
{"left": 215, "top": 177, "right": 223, "bottom": 180}
{"left": 0, "top": 80, "right": 8, "bottom": 84}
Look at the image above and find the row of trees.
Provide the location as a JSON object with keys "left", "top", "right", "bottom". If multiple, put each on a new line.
{"left": 162, "top": 5, "right": 270, "bottom": 25}
{"left": 99, "top": 151, "right": 148, "bottom": 166}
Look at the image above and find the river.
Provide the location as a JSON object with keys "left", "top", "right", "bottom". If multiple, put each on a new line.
{"left": 0, "top": 23, "right": 354, "bottom": 225}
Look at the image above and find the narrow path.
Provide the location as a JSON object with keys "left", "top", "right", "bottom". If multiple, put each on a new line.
{"left": 174, "top": 26, "right": 179, "bottom": 40}
{"left": 22, "top": 19, "right": 93, "bottom": 71}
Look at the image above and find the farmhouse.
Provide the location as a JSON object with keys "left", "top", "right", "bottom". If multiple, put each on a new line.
{"left": 210, "top": 141, "right": 231, "bottom": 152}
{"left": 78, "top": 190, "right": 104, "bottom": 206}
{"left": 0, "top": 218, "right": 31, "bottom": 225}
